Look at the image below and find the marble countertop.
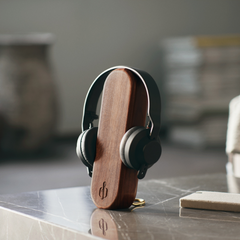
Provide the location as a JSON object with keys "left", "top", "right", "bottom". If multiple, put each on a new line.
{"left": 0, "top": 173, "right": 240, "bottom": 240}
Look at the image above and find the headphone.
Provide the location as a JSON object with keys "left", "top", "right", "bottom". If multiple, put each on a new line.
{"left": 76, "top": 66, "right": 162, "bottom": 179}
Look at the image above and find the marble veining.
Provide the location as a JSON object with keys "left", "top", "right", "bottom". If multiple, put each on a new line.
{"left": 1, "top": 173, "right": 240, "bottom": 239}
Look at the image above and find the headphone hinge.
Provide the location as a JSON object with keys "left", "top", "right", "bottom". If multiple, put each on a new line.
{"left": 87, "top": 167, "right": 93, "bottom": 177}
{"left": 86, "top": 111, "right": 98, "bottom": 128}
{"left": 137, "top": 164, "right": 148, "bottom": 179}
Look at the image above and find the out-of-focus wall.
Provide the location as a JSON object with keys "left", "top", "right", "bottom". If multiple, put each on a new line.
{"left": 0, "top": 0, "right": 240, "bottom": 135}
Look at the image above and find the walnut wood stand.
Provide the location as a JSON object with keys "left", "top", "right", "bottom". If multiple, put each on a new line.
{"left": 91, "top": 69, "right": 148, "bottom": 209}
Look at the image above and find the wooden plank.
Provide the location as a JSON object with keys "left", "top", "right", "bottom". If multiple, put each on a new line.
{"left": 180, "top": 191, "right": 240, "bottom": 212}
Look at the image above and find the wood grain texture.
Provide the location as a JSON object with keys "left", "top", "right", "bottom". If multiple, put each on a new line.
{"left": 91, "top": 69, "right": 148, "bottom": 209}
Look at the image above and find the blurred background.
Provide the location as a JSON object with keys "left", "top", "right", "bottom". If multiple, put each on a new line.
{"left": 0, "top": 0, "right": 239, "bottom": 194}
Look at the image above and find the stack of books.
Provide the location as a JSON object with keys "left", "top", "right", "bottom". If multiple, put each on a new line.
{"left": 162, "top": 35, "right": 240, "bottom": 147}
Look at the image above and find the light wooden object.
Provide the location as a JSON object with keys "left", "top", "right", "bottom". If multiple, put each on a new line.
{"left": 180, "top": 191, "right": 240, "bottom": 212}
{"left": 91, "top": 69, "right": 148, "bottom": 209}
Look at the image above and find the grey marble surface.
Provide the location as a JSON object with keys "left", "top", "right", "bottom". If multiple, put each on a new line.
{"left": 0, "top": 173, "right": 240, "bottom": 240}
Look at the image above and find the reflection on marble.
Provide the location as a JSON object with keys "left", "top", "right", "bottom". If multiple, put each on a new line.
{"left": 0, "top": 174, "right": 240, "bottom": 239}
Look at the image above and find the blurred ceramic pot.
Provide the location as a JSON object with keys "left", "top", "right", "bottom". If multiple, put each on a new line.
{"left": 0, "top": 33, "right": 58, "bottom": 153}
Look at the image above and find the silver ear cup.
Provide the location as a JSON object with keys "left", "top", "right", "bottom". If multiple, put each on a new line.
{"left": 119, "top": 127, "right": 140, "bottom": 168}
{"left": 76, "top": 132, "right": 84, "bottom": 160}
{"left": 124, "top": 127, "right": 149, "bottom": 170}
{"left": 76, "top": 127, "right": 98, "bottom": 169}
{"left": 120, "top": 126, "right": 162, "bottom": 171}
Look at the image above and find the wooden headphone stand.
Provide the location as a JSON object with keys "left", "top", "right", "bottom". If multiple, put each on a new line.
{"left": 91, "top": 68, "right": 148, "bottom": 209}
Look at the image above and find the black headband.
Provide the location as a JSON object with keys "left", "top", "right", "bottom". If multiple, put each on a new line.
{"left": 82, "top": 66, "right": 161, "bottom": 139}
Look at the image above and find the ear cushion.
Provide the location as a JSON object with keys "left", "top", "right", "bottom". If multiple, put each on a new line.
{"left": 143, "top": 135, "right": 162, "bottom": 166}
{"left": 76, "top": 127, "right": 98, "bottom": 168}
